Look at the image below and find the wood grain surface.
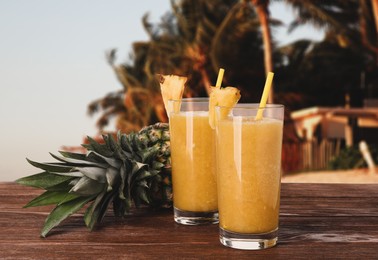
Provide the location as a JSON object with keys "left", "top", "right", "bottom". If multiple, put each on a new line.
{"left": 1, "top": 182, "right": 378, "bottom": 259}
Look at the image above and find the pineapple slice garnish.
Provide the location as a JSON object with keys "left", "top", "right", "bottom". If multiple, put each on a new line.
{"left": 209, "top": 86, "right": 241, "bottom": 129}
{"left": 158, "top": 74, "right": 187, "bottom": 116}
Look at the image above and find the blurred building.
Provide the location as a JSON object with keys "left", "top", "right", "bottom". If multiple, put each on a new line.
{"left": 289, "top": 101, "right": 378, "bottom": 170}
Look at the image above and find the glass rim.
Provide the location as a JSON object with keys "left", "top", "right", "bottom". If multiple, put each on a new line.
{"left": 216, "top": 103, "right": 284, "bottom": 110}
{"left": 168, "top": 97, "right": 209, "bottom": 103}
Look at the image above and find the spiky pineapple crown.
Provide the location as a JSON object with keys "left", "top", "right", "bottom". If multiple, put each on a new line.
{"left": 17, "top": 123, "right": 172, "bottom": 237}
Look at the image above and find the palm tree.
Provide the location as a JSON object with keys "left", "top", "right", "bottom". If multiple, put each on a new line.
{"left": 88, "top": 0, "right": 268, "bottom": 133}
{"left": 373, "top": 0, "right": 378, "bottom": 41}
{"left": 280, "top": 0, "right": 378, "bottom": 101}
{"left": 89, "top": 0, "right": 378, "bottom": 133}
{"left": 251, "top": 0, "right": 274, "bottom": 103}
{"left": 284, "top": 0, "right": 377, "bottom": 57}
{"left": 360, "top": 0, "right": 378, "bottom": 65}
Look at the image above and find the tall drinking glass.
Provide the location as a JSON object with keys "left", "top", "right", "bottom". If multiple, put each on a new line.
{"left": 215, "top": 104, "right": 284, "bottom": 250}
{"left": 168, "top": 98, "right": 218, "bottom": 225}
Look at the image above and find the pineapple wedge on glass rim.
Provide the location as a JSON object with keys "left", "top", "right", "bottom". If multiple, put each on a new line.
{"left": 158, "top": 74, "right": 187, "bottom": 116}
{"left": 209, "top": 85, "right": 241, "bottom": 129}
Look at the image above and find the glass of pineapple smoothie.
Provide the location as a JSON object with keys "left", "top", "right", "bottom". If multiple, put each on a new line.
{"left": 215, "top": 103, "right": 284, "bottom": 250}
{"left": 168, "top": 98, "right": 218, "bottom": 225}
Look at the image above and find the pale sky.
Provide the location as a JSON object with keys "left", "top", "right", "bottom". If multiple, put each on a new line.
{"left": 0, "top": 1, "right": 323, "bottom": 181}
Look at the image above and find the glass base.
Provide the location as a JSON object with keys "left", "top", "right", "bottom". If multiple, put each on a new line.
{"left": 219, "top": 227, "right": 278, "bottom": 250}
{"left": 174, "top": 207, "right": 219, "bottom": 225}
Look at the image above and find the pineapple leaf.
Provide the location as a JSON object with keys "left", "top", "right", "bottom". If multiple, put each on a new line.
{"left": 86, "top": 152, "right": 107, "bottom": 164}
{"left": 41, "top": 196, "right": 94, "bottom": 237}
{"left": 16, "top": 172, "right": 73, "bottom": 189}
{"left": 106, "top": 167, "right": 119, "bottom": 191}
{"left": 58, "top": 150, "right": 87, "bottom": 161}
{"left": 84, "top": 204, "right": 95, "bottom": 227}
{"left": 112, "top": 196, "right": 127, "bottom": 217}
{"left": 84, "top": 136, "right": 113, "bottom": 157}
{"left": 58, "top": 193, "right": 83, "bottom": 205}
{"left": 107, "top": 134, "right": 126, "bottom": 160}
{"left": 84, "top": 190, "right": 114, "bottom": 230}
{"left": 120, "top": 134, "right": 133, "bottom": 155}
{"left": 48, "top": 171, "right": 84, "bottom": 178}
{"left": 137, "top": 179, "right": 148, "bottom": 188}
{"left": 149, "top": 169, "right": 161, "bottom": 176}
{"left": 45, "top": 179, "right": 77, "bottom": 192}
{"left": 130, "top": 133, "right": 144, "bottom": 152}
{"left": 137, "top": 145, "right": 159, "bottom": 164}
{"left": 152, "top": 161, "right": 165, "bottom": 170}
{"left": 84, "top": 190, "right": 105, "bottom": 229}
{"left": 26, "top": 158, "right": 74, "bottom": 173}
{"left": 74, "top": 167, "right": 107, "bottom": 183}
{"left": 130, "top": 162, "right": 148, "bottom": 186}
{"left": 87, "top": 151, "right": 121, "bottom": 168}
{"left": 133, "top": 162, "right": 148, "bottom": 172}
{"left": 135, "top": 170, "right": 152, "bottom": 181}
{"left": 49, "top": 153, "right": 107, "bottom": 168}
{"left": 133, "top": 186, "right": 150, "bottom": 207}
{"left": 116, "top": 130, "right": 122, "bottom": 141}
{"left": 70, "top": 176, "right": 105, "bottom": 196}
{"left": 24, "top": 190, "right": 80, "bottom": 208}
{"left": 119, "top": 163, "right": 127, "bottom": 200}
{"left": 68, "top": 178, "right": 80, "bottom": 187}
{"left": 103, "top": 134, "right": 117, "bottom": 152}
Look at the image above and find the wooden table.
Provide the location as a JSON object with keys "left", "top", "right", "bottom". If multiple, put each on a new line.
{"left": 1, "top": 182, "right": 378, "bottom": 259}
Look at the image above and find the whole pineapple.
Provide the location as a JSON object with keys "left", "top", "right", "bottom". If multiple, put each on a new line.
{"left": 128, "top": 123, "right": 172, "bottom": 208}
{"left": 17, "top": 123, "right": 171, "bottom": 237}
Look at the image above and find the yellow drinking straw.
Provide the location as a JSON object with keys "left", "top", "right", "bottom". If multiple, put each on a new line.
{"left": 215, "top": 68, "right": 225, "bottom": 88}
{"left": 255, "top": 72, "right": 274, "bottom": 120}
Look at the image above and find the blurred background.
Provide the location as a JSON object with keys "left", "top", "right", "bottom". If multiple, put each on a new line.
{"left": 1, "top": 0, "right": 377, "bottom": 181}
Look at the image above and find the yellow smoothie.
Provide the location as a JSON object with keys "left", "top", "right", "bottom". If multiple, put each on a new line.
{"left": 170, "top": 111, "right": 217, "bottom": 212}
{"left": 217, "top": 117, "right": 283, "bottom": 234}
